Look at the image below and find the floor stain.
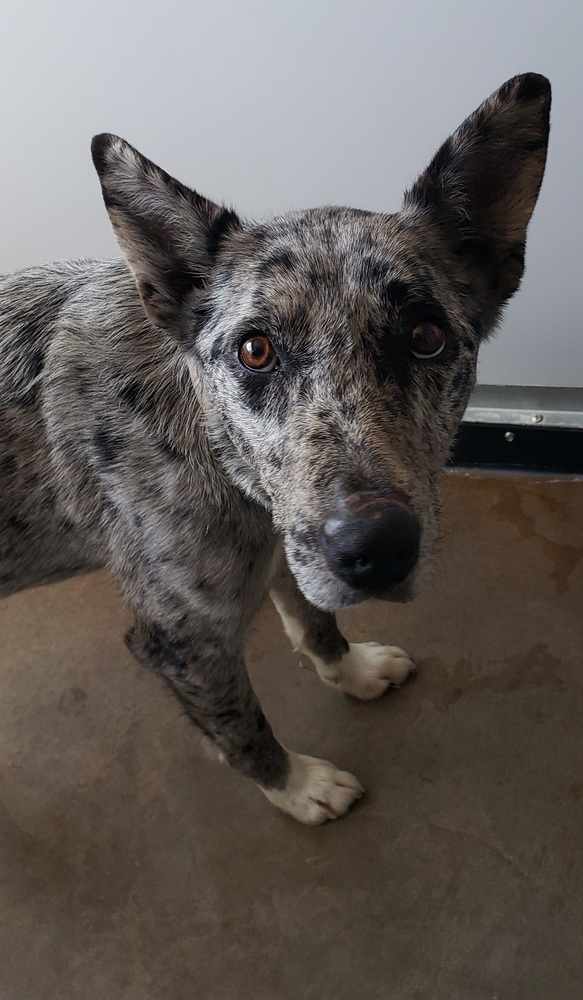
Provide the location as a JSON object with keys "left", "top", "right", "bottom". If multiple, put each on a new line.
{"left": 0, "top": 798, "right": 74, "bottom": 898}
{"left": 420, "top": 642, "right": 568, "bottom": 710}
{"left": 489, "top": 483, "right": 537, "bottom": 540}
{"left": 469, "top": 479, "right": 583, "bottom": 594}
{"left": 58, "top": 687, "right": 87, "bottom": 716}
{"left": 539, "top": 537, "right": 583, "bottom": 594}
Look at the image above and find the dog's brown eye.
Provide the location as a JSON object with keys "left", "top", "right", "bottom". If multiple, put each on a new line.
{"left": 411, "top": 322, "right": 446, "bottom": 359}
{"left": 238, "top": 335, "right": 277, "bottom": 372}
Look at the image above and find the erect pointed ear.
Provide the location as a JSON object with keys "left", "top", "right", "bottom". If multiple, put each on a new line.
{"left": 403, "top": 73, "right": 551, "bottom": 303}
{"left": 91, "top": 134, "right": 241, "bottom": 330}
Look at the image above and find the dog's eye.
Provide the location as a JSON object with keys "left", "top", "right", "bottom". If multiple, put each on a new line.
{"left": 410, "top": 322, "right": 446, "bottom": 359}
{"left": 238, "top": 334, "right": 277, "bottom": 373}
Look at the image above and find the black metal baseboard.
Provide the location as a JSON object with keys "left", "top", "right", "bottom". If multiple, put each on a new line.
{"left": 449, "top": 422, "right": 583, "bottom": 475}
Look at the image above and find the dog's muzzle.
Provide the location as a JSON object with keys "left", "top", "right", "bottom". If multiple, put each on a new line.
{"left": 320, "top": 491, "right": 420, "bottom": 598}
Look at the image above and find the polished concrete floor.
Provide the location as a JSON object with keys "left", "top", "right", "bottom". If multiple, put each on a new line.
{"left": 0, "top": 472, "right": 582, "bottom": 1000}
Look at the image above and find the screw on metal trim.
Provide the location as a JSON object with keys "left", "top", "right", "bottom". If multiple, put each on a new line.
{"left": 504, "top": 431, "right": 515, "bottom": 443}
{"left": 531, "top": 414, "right": 544, "bottom": 424}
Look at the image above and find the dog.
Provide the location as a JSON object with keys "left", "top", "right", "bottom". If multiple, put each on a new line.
{"left": 0, "top": 74, "right": 550, "bottom": 823}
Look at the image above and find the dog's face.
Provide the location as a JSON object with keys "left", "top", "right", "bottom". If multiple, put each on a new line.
{"left": 190, "top": 209, "right": 481, "bottom": 608}
{"left": 92, "top": 73, "right": 550, "bottom": 611}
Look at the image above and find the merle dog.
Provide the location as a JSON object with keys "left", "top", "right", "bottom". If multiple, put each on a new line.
{"left": 0, "top": 74, "right": 550, "bottom": 823}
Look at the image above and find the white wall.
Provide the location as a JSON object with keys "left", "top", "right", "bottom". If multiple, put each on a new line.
{"left": 1, "top": 0, "right": 581, "bottom": 386}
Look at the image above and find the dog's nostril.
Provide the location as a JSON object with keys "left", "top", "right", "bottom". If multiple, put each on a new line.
{"left": 342, "top": 556, "right": 372, "bottom": 573}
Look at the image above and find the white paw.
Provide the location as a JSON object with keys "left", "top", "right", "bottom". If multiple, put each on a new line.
{"left": 318, "top": 641, "right": 416, "bottom": 700}
{"left": 262, "top": 752, "right": 364, "bottom": 824}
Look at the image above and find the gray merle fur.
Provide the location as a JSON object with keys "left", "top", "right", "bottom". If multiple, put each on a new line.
{"left": 0, "top": 74, "right": 550, "bottom": 820}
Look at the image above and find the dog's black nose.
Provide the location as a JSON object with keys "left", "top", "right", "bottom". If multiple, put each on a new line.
{"left": 321, "top": 492, "right": 420, "bottom": 595}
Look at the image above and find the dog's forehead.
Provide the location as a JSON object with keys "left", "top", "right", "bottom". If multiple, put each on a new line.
{"left": 247, "top": 208, "right": 405, "bottom": 282}
{"left": 214, "top": 207, "right": 442, "bottom": 323}
{"left": 209, "top": 206, "right": 452, "bottom": 339}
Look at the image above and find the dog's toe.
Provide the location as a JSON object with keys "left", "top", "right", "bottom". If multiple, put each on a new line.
{"left": 262, "top": 752, "right": 364, "bottom": 824}
{"left": 318, "top": 641, "right": 416, "bottom": 700}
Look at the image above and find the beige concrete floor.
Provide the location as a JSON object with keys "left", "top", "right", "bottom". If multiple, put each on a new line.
{"left": 0, "top": 471, "right": 582, "bottom": 1000}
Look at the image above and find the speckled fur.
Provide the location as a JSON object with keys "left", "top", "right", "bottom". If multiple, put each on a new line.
{"left": 0, "top": 75, "right": 550, "bottom": 817}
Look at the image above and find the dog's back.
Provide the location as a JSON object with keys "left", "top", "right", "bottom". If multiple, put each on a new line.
{"left": 0, "top": 258, "right": 223, "bottom": 599}
{"left": 0, "top": 261, "right": 158, "bottom": 595}
{"left": 0, "top": 264, "right": 92, "bottom": 594}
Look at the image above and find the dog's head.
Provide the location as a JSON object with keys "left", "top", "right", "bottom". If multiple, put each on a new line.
{"left": 92, "top": 73, "right": 550, "bottom": 610}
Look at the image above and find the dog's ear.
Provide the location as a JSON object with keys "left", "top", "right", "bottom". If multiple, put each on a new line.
{"left": 91, "top": 134, "right": 241, "bottom": 330}
{"left": 404, "top": 73, "right": 551, "bottom": 303}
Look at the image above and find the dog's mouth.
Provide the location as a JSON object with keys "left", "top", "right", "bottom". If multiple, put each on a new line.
{"left": 290, "top": 556, "right": 420, "bottom": 612}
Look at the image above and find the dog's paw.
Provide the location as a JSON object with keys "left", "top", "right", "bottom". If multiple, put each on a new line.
{"left": 318, "top": 641, "right": 416, "bottom": 700}
{"left": 262, "top": 752, "right": 364, "bottom": 824}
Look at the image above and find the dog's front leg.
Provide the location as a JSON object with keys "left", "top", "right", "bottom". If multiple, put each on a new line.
{"left": 270, "top": 557, "right": 416, "bottom": 700}
{"left": 126, "top": 618, "right": 363, "bottom": 824}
